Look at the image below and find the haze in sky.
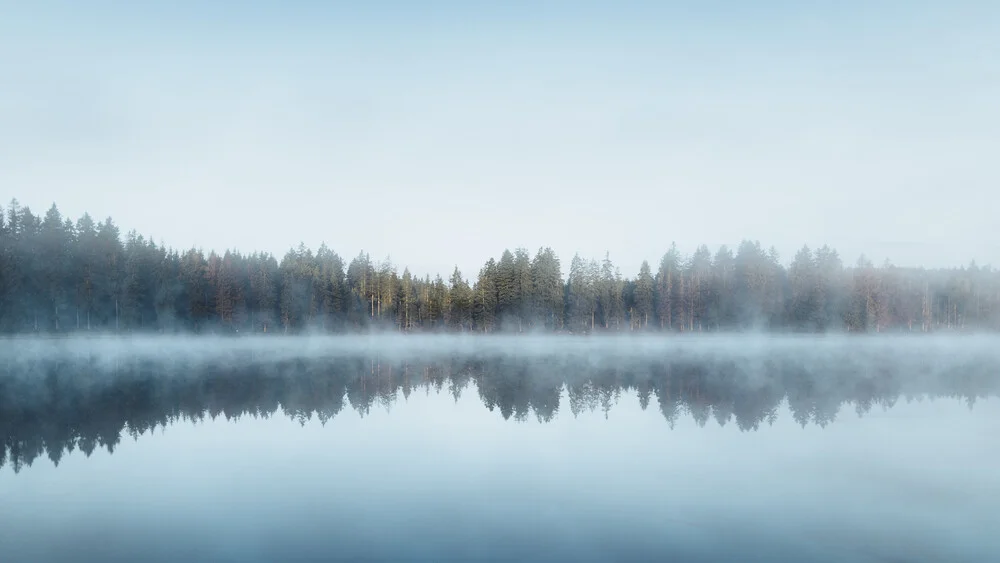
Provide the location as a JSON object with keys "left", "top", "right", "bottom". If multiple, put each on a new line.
{"left": 2, "top": 1, "right": 998, "bottom": 278}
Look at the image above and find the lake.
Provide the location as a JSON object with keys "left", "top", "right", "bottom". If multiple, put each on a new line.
{"left": 1, "top": 335, "right": 998, "bottom": 562}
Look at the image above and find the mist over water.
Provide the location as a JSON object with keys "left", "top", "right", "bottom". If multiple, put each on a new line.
{"left": 5, "top": 331, "right": 1000, "bottom": 368}
{"left": 1, "top": 335, "right": 998, "bottom": 562}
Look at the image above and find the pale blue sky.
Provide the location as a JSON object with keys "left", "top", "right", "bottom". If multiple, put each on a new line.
{"left": 2, "top": 1, "right": 998, "bottom": 278}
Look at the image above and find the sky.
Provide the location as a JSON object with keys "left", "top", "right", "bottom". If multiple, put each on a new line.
{"left": 1, "top": 1, "right": 998, "bottom": 279}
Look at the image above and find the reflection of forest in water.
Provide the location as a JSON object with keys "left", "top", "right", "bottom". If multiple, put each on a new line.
{"left": 2, "top": 349, "right": 998, "bottom": 473}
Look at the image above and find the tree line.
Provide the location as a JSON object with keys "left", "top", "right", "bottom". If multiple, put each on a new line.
{"left": 2, "top": 200, "right": 998, "bottom": 334}
{"left": 3, "top": 352, "right": 994, "bottom": 472}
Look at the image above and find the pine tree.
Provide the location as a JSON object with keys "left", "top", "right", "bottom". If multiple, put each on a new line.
{"left": 530, "top": 247, "right": 563, "bottom": 330}
{"left": 686, "top": 245, "right": 712, "bottom": 331}
{"left": 495, "top": 249, "right": 517, "bottom": 330}
{"left": 513, "top": 248, "right": 532, "bottom": 331}
{"left": 346, "top": 252, "right": 374, "bottom": 327}
{"left": 399, "top": 268, "right": 414, "bottom": 330}
{"left": 814, "top": 245, "right": 844, "bottom": 331}
{"left": 633, "top": 261, "right": 654, "bottom": 330}
{"left": 473, "top": 259, "right": 498, "bottom": 332}
{"left": 788, "top": 245, "right": 818, "bottom": 330}
{"left": 566, "top": 254, "right": 598, "bottom": 332}
{"left": 448, "top": 267, "right": 473, "bottom": 331}
{"left": 655, "top": 243, "right": 681, "bottom": 331}
{"left": 597, "top": 253, "right": 624, "bottom": 330}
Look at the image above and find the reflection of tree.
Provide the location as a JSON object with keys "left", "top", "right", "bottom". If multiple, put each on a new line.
{"left": 1, "top": 351, "right": 999, "bottom": 473}
{"left": 530, "top": 380, "right": 561, "bottom": 423}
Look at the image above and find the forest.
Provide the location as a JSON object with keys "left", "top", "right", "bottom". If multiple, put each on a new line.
{"left": 1, "top": 200, "right": 998, "bottom": 334}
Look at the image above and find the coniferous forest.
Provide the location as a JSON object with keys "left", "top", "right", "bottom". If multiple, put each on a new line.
{"left": 1, "top": 200, "right": 998, "bottom": 335}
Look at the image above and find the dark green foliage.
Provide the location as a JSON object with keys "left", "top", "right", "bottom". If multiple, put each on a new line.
{"left": 530, "top": 247, "right": 563, "bottom": 330}
{"left": 1, "top": 199, "right": 999, "bottom": 334}
{"left": 448, "top": 267, "right": 473, "bottom": 330}
{"left": 472, "top": 259, "right": 498, "bottom": 332}
{"left": 631, "top": 261, "right": 654, "bottom": 330}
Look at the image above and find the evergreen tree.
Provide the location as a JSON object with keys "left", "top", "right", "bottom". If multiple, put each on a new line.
{"left": 448, "top": 268, "right": 473, "bottom": 331}
{"left": 473, "top": 259, "right": 498, "bottom": 332}
{"left": 249, "top": 252, "right": 279, "bottom": 333}
{"left": 495, "top": 249, "right": 518, "bottom": 330}
{"left": 597, "top": 253, "right": 624, "bottom": 330}
{"left": 428, "top": 274, "right": 448, "bottom": 328}
{"left": 566, "top": 254, "right": 598, "bottom": 332}
{"left": 632, "top": 261, "right": 654, "bottom": 330}
{"left": 399, "top": 268, "right": 415, "bottom": 330}
{"left": 686, "top": 245, "right": 712, "bottom": 331}
{"left": 788, "top": 245, "right": 818, "bottom": 330}
{"left": 512, "top": 248, "right": 533, "bottom": 331}
{"left": 814, "top": 245, "right": 844, "bottom": 331}
{"left": 655, "top": 243, "right": 681, "bottom": 331}
{"left": 346, "top": 252, "right": 374, "bottom": 327}
{"left": 530, "top": 247, "right": 563, "bottom": 330}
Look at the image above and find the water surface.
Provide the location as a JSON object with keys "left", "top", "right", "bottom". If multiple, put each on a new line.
{"left": 1, "top": 336, "right": 997, "bottom": 562}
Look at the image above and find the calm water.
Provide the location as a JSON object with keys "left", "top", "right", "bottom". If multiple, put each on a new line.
{"left": 1, "top": 335, "right": 998, "bottom": 562}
